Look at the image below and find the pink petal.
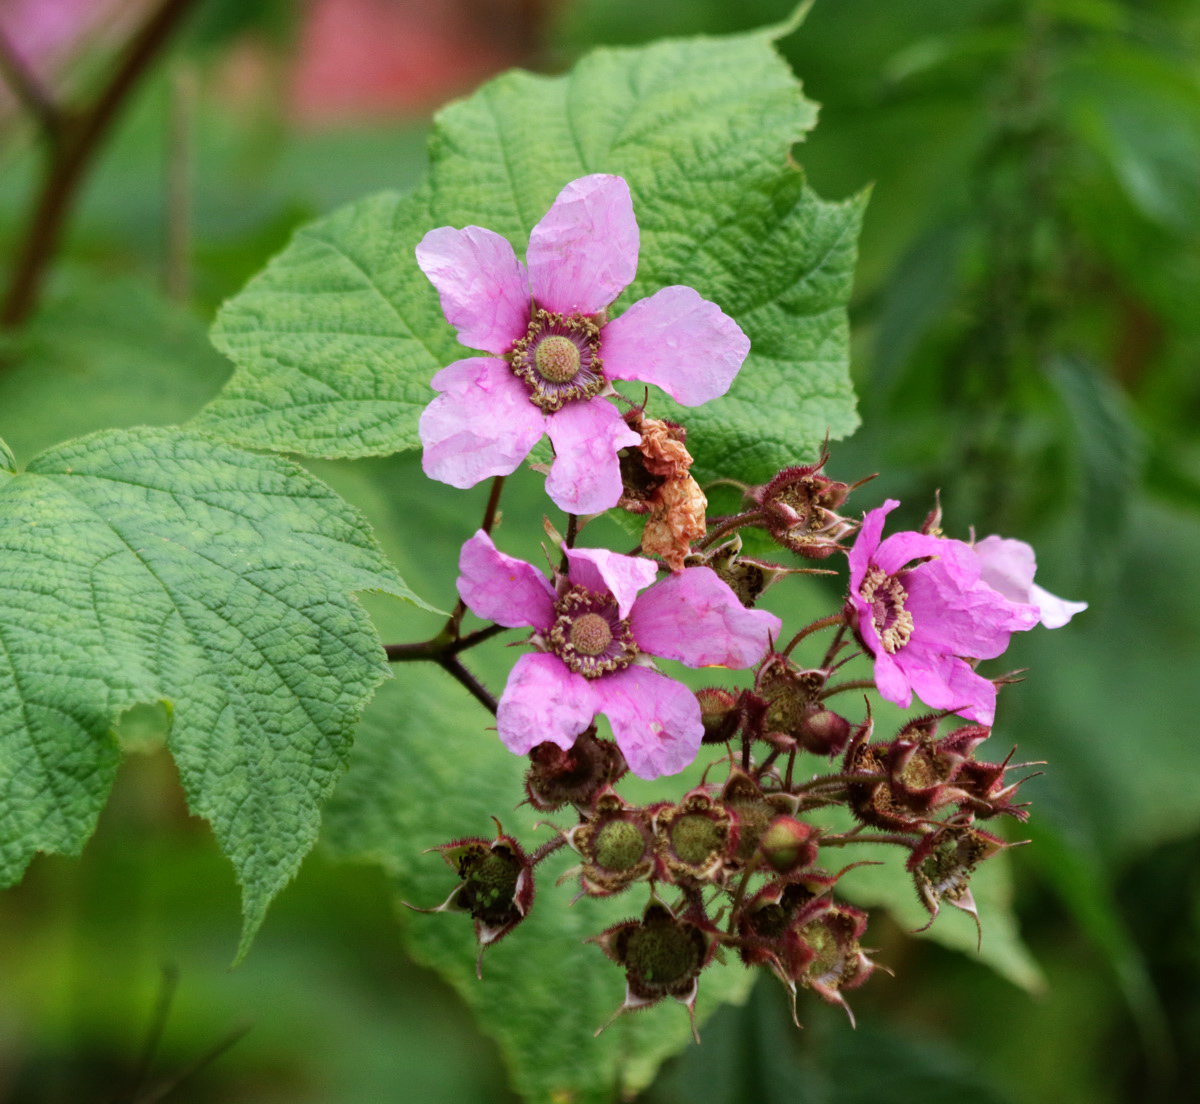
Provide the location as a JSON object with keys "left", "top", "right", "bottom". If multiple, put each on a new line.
{"left": 457, "top": 530, "right": 556, "bottom": 631}
{"left": 629, "top": 567, "right": 780, "bottom": 668}
{"left": 601, "top": 286, "right": 750, "bottom": 405}
{"left": 972, "top": 535, "right": 1036, "bottom": 600}
{"left": 905, "top": 557, "right": 1038, "bottom": 660}
{"left": 526, "top": 175, "right": 639, "bottom": 316}
{"left": 593, "top": 667, "right": 703, "bottom": 779}
{"left": 871, "top": 649, "right": 913, "bottom": 708}
{"left": 564, "top": 546, "right": 658, "bottom": 618}
{"left": 1029, "top": 583, "right": 1088, "bottom": 629}
{"left": 899, "top": 646, "right": 998, "bottom": 725}
{"left": 544, "top": 398, "right": 641, "bottom": 515}
{"left": 496, "top": 653, "right": 598, "bottom": 755}
{"left": 848, "top": 500, "right": 898, "bottom": 588}
{"left": 974, "top": 535, "right": 1086, "bottom": 628}
{"left": 420, "top": 357, "right": 546, "bottom": 488}
{"left": 415, "top": 226, "right": 531, "bottom": 354}
{"left": 873, "top": 528, "right": 957, "bottom": 577}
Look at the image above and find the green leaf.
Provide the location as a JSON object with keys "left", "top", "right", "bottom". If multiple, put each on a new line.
{"left": 0, "top": 427, "right": 434, "bottom": 955}
{"left": 196, "top": 15, "right": 862, "bottom": 481}
{"left": 194, "top": 185, "right": 458, "bottom": 457}
{"left": 0, "top": 276, "right": 233, "bottom": 460}
{"left": 323, "top": 666, "right": 755, "bottom": 1104}
{"left": 1049, "top": 355, "right": 1145, "bottom": 590}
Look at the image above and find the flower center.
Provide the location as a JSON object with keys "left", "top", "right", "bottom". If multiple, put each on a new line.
{"left": 548, "top": 585, "right": 638, "bottom": 679}
{"left": 859, "top": 565, "right": 914, "bottom": 653}
{"left": 569, "top": 611, "right": 613, "bottom": 656}
{"left": 507, "top": 307, "right": 605, "bottom": 413}
{"left": 534, "top": 335, "right": 581, "bottom": 384}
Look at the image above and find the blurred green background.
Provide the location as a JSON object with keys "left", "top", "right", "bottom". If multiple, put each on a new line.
{"left": 1, "top": 0, "right": 1198, "bottom": 1101}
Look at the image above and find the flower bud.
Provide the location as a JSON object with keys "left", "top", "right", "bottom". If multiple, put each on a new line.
{"left": 746, "top": 453, "right": 862, "bottom": 559}
{"left": 695, "top": 687, "right": 741, "bottom": 745}
{"left": 797, "top": 704, "right": 852, "bottom": 757}
{"left": 759, "top": 816, "right": 819, "bottom": 876}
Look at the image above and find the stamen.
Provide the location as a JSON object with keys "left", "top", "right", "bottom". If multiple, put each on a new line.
{"left": 508, "top": 307, "right": 605, "bottom": 413}
{"left": 859, "top": 565, "right": 914, "bottom": 653}
{"left": 548, "top": 586, "right": 638, "bottom": 678}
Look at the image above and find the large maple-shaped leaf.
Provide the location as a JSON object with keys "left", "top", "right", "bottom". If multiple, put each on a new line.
{"left": 0, "top": 427, "right": 432, "bottom": 953}
{"left": 195, "top": 13, "right": 863, "bottom": 482}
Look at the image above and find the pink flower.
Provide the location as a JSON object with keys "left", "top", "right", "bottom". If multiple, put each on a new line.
{"left": 972, "top": 535, "right": 1087, "bottom": 628}
{"left": 416, "top": 174, "right": 750, "bottom": 514}
{"left": 457, "top": 531, "right": 781, "bottom": 779}
{"left": 846, "top": 500, "right": 1040, "bottom": 725}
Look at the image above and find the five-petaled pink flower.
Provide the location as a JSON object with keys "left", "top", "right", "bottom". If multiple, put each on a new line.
{"left": 457, "top": 530, "right": 781, "bottom": 779}
{"left": 846, "top": 500, "right": 1041, "bottom": 725}
{"left": 972, "top": 535, "right": 1087, "bottom": 629}
{"left": 416, "top": 174, "right": 750, "bottom": 515}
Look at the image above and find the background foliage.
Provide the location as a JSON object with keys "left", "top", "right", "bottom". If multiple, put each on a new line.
{"left": 1, "top": 0, "right": 1198, "bottom": 1101}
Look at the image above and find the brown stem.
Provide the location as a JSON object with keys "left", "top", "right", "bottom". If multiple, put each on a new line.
{"left": 0, "top": 26, "right": 63, "bottom": 134}
{"left": 557, "top": 512, "right": 579, "bottom": 573}
{"left": 819, "top": 832, "right": 920, "bottom": 849}
{"left": 443, "top": 475, "right": 508, "bottom": 638}
{"left": 782, "top": 612, "right": 846, "bottom": 657}
{"left": 695, "top": 509, "right": 764, "bottom": 551}
{"left": 819, "top": 678, "right": 877, "bottom": 700}
{"left": 1, "top": 0, "right": 200, "bottom": 329}
{"left": 438, "top": 656, "right": 498, "bottom": 716}
{"left": 530, "top": 835, "right": 566, "bottom": 866}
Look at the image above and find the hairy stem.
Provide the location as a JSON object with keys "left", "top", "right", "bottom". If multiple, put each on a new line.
{"left": 782, "top": 612, "right": 846, "bottom": 657}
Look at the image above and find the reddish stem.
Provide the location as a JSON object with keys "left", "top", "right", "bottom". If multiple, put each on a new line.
{"left": 1, "top": 0, "right": 200, "bottom": 329}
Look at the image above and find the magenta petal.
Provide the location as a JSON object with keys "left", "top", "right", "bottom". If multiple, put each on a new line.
{"left": 594, "top": 667, "right": 703, "bottom": 779}
{"left": 496, "top": 654, "right": 598, "bottom": 755}
{"left": 900, "top": 646, "right": 998, "bottom": 725}
{"left": 629, "top": 567, "right": 780, "bottom": 669}
{"left": 544, "top": 399, "right": 641, "bottom": 515}
{"left": 848, "top": 500, "right": 898, "bottom": 588}
{"left": 420, "top": 357, "right": 546, "bottom": 488}
{"left": 602, "top": 286, "right": 750, "bottom": 405}
{"left": 415, "top": 226, "right": 530, "bottom": 354}
{"left": 905, "top": 556, "right": 1038, "bottom": 660}
{"left": 873, "top": 528, "right": 956, "bottom": 576}
{"left": 871, "top": 650, "right": 912, "bottom": 708}
{"left": 564, "top": 546, "right": 658, "bottom": 618}
{"left": 526, "top": 175, "right": 639, "bottom": 316}
{"left": 457, "top": 530, "right": 556, "bottom": 631}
